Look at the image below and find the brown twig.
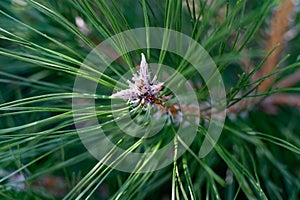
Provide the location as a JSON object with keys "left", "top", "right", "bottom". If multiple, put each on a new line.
{"left": 276, "top": 69, "right": 300, "bottom": 88}
{"left": 258, "top": 0, "right": 294, "bottom": 93}
{"left": 225, "top": 0, "right": 297, "bottom": 116}
{"left": 261, "top": 93, "right": 300, "bottom": 114}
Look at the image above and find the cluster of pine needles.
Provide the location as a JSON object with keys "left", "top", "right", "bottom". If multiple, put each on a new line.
{"left": 0, "top": 0, "right": 300, "bottom": 199}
